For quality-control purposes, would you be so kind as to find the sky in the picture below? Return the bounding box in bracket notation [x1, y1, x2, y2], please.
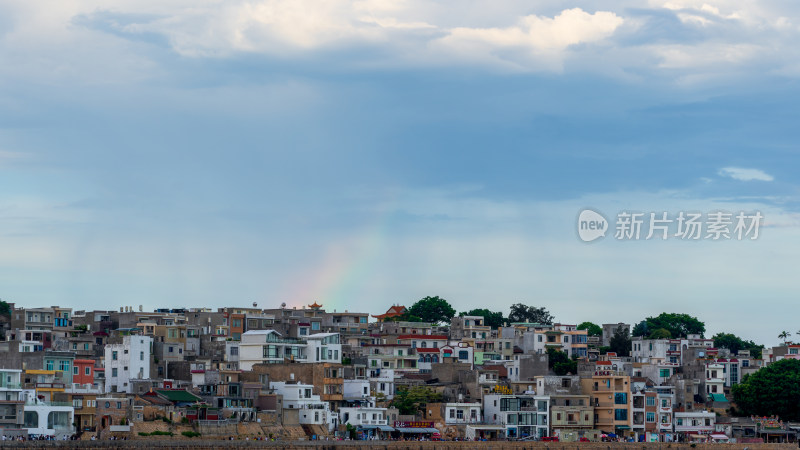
[1, 0, 800, 348]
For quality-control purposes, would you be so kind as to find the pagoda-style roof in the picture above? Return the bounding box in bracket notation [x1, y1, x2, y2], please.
[309, 301, 323, 309]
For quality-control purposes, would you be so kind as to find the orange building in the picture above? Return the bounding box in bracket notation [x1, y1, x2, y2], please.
[73, 359, 96, 386]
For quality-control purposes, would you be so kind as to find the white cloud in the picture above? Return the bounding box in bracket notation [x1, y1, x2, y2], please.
[718, 167, 775, 182]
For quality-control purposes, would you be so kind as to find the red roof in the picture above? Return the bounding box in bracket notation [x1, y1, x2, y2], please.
[596, 361, 612, 365]
[416, 348, 440, 353]
[372, 305, 407, 319]
[398, 335, 448, 340]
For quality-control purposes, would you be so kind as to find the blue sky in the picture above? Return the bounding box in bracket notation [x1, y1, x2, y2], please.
[2, 0, 800, 347]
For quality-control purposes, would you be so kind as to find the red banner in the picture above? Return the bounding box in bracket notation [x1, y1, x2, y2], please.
[394, 421, 434, 428]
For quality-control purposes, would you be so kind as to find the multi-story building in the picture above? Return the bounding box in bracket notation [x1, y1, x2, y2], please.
[270, 381, 339, 432]
[237, 330, 306, 370]
[0, 369, 24, 433]
[581, 366, 632, 437]
[632, 335, 714, 365]
[483, 394, 550, 439]
[104, 335, 153, 393]
[674, 411, 715, 438]
[322, 310, 369, 336]
[549, 394, 594, 440]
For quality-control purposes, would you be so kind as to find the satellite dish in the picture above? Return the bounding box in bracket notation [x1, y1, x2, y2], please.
[253, 302, 258, 308]
[281, 302, 287, 308]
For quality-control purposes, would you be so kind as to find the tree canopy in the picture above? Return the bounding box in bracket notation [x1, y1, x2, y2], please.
[608, 325, 632, 356]
[632, 313, 705, 339]
[577, 322, 602, 337]
[732, 359, 800, 421]
[547, 348, 577, 376]
[0, 300, 9, 316]
[459, 309, 505, 329]
[508, 303, 554, 325]
[390, 385, 443, 415]
[406, 296, 456, 325]
[712, 332, 763, 359]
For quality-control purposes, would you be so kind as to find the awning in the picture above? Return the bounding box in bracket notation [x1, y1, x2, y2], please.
[709, 393, 728, 402]
[711, 434, 730, 440]
[377, 425, 395, 432]
[395, 427, 438, 433]
[359, 425, 378, 430]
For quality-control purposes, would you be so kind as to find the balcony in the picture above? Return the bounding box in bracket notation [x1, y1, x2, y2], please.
[35, 383, 66, 390]
[0, 383, 22, 390]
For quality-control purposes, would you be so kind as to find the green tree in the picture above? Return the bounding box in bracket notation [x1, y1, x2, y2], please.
[507, 303, 554, 325]
[406, 296, 456, 325]
[390, 385, 443, 415]
[0, 300, 10, 316]
[648, 328, 672, 339]
[608, 326, 632, 356]
[779, 331, 791, 345]
[459, 309, 505, 329]
[547, 348, 577, 375]
[577, 322, 602, 337]
[712, 332, 763, 359]
[732, 359, 800, 421]
[631, 313, 705, 338]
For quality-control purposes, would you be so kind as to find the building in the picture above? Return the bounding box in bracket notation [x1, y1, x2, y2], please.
[104, 335, 153, 393]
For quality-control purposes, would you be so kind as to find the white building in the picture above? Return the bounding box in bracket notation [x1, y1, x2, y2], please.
[305, 333, 342, 364]
[483, 394, 549, 439]
[444, 402, 482, 425]
[21, 391, 74, 439]
[104, 335, 152, 393]
[369, 368, 395, 400]
[674, 411, 715, 437]
[343, 379, 371, 401]
[632, 335, 714, 365]
[237, 330, 306, 370]
[270, 381, 338, 432]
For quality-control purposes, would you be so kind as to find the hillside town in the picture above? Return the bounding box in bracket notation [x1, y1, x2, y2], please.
[0, 298, 798, 443]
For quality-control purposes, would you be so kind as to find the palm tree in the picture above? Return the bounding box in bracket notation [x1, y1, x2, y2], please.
[779, 331, 790, 345]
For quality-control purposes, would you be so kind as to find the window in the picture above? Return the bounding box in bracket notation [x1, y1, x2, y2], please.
[457, 409, 464, 419]
[660, 369, 670, 378]
[46, 360, 54, 371]
[614, 393, 627, 404]
[646, 397, 656, 406]
[311, 322, 320, 331]
[112, 351, 118, 361]
[450, 409, 455, 418]
[646, 412, 655, 423]
[614, 409, 628, 421]
[112, 368, 118, 377]
[24, 411, 38, 428]
[73, 366, 79, 375]
[140, 351, 144, 361]
[85, 367, 91, 376]
[230, 347, 239, 356]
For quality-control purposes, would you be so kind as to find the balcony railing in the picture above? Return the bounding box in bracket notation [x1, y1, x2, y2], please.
[35, 383, 66, 390]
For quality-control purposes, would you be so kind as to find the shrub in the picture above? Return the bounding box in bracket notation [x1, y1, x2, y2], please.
[181, 431, 201, 438]
[150, 430, 174, 436]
